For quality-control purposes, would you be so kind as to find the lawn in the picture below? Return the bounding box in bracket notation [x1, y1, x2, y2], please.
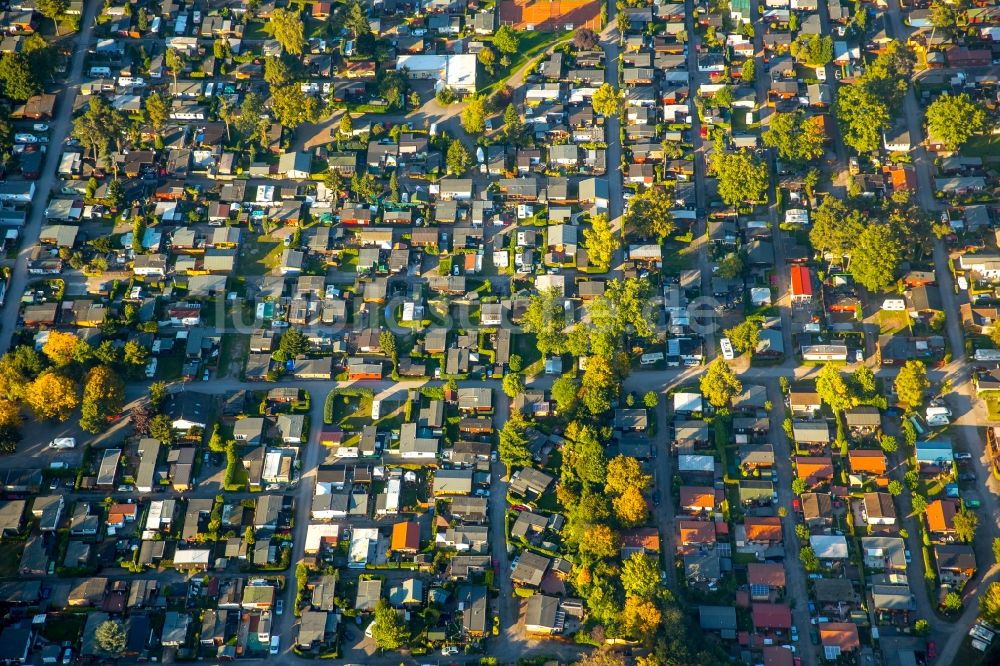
[513, 332, 543, 374]
[986, 396, 1000, 422]
[878, 311, 911, 335]
[330, 393, 374, 431]
[661, 239, 697, 272]
[238, 237, 283, 276]
[479, 31, 571, 97]
[964, 134, 1000, 158]
[42, 614, 86, 643]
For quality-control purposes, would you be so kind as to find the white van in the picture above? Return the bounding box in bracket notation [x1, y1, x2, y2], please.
[89, 66, 111, 78]
[49, 438, 76, 449]
[269, 636, 280, 655]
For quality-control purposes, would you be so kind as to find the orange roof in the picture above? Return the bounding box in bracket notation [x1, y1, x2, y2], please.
[752, 603, 792, 630]
[795, 456, 834, 485]
[790, 265, 812, 297]
[887, 165, 917, 191]
[745, 517, 783, 543]
[620, 527, 661, 552]
[848, 449, 887, 475]
[678, 520, 716, 545]
[747, 563, 786, 588]
[819, 622, 860, 652]
[679, 486, 718, 510]
[390, 521, 420, 552]
[498, 0, 602, 30]
[927, 499, 958, 533]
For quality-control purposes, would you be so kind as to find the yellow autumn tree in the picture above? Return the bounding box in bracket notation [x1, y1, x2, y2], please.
[605, 455, 652, 495]
[579, 524, 620, 560]
[42, 331, 79, 368]
[613, 486, 649, 527]
[0, 399, 22, 429]
[623, 596, 662, 637]
[24, 371, 79, 421]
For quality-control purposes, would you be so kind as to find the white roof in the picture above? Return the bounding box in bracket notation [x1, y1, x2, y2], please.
[809, 534, 849, 559]
[304, 524, 340, 553]
[678, 454, 715, 473]
[396, 54, 477, 90]
[673, 392, 703, 413]
[174, 549, 212, 564]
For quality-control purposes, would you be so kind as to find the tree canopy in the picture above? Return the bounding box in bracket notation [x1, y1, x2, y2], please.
[583, 213, 619, 272]
[624, 186, 674, 240]
[894, 360, 930, 411]
[591, 83, 622, 117]
[850, 223, 902, 291]
[460, 96, 487, 134]
[699, 358, 742, 408]
[714, 149, 769, 205]
[522, 287, 568, 356]
[926, 93, 987, 151]
[269, 8, 306, 55]
[0, 53, 40, 101]
[371, 599, 408, 649]
[762, 111, 826, 164]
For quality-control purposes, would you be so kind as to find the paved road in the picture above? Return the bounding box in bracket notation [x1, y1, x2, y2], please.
[0, 1, 98, 355]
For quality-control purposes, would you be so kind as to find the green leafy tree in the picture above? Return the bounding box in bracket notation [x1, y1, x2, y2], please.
[725, 319, 760, 354]
[446, 139, 472, 175]
[388, 171, 400, 203]
[982, 583, 1000, 627]
[715, 252, 744, 279]
[270, 85, 321, 128]
[268, 8, 306, 55]
[503, 102, 523, 144]
[94, 620, 126, 656]
[460, 96, 487, 134]
[209, 423, 225, 453]
[621, 552, 661, 599]
[926, 93, 988, 151]
[993, 537, 1000, 564]
[37, 0, 67, 20]
[502, 372, 524, 398]
[816, 364, 857, 413]
[165, 48, 185, 94]
[887, 479, 903, 496]
[911, 494, 928, 515]
[850, 223, 902, 291]
[494, 25, 520, 54]
[591, 83, 622, 117]
[276, 327, 309, 360]
[583, 213, 619, 272]
[954, 507, 978, 543]
[498, 410, 532, 470]
[263, 55, 293, 86]
[943, 591, 962, 612]
[351, 172, 380, 201]
[762, 111, 826, 164]
[713, 85, 734, 108]
[149, 413, 173, 444]
[371, 599, 408, 649]
[836, 82, 890, 154]
[522, 287, 568, 356]
[149, 381, 168, 410]
[880, 435, 898, 454]
[145, 92, 170, 134]
[792, 478, 807, 495]
[624, 186, 674, 239]
[699, 358, 742, 408]
[799, 546, 820, 572]
[80, 365, 125, 433]
[339, 113, 353, 137]
[714, 149, 768, 205]
[791, 34, 833, 66]
[477, 46, 497, 74]
[894, 360, 930, 411]
[552, 376, 579, 414]
[929, 0, 960, 37]
[809, 198, 864, 263]
[741, 57, 756, 83]
[0, 53, 40, 101]
[344, 0, 372, 39]
[643, 391, 658, 409]
[562, 421, 606, 486]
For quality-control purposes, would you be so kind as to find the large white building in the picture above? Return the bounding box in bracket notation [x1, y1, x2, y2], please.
[396, 54, 477, 94]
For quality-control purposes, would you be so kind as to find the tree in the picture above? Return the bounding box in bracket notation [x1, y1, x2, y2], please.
[605, 455, 652, 496]
[712, 85, 734, 109]
[236, 91, 266, 141]
[498, 410, 532, 470]
[522, 287, 568, 356]
[276, 327, 309, 360]
[954, 508, 978, 543]
[42, 331, 79, 368]
[576, 652, 626, 666]
[503, 102, 523, 144]
[80, 365, 125, 433]
[25, 371, 78, 421]
[552, 376, 579, 414]
[762, 111, 826, 164]
[574, 28, 600, 49]
[94, 620, 126, 656]
[344, 0, 372, 39]
[624, 186, 674, 239]
[699, 358, 742, 408]
[850, 223, 902, 291]
[613, 485, 649, 526]
[836, 82, 890, 154]
[887, 479, 903, 496]
[351, 172, 380, 201]
[943, 591, 962, 613]
[894, 360, 930, 411]
[580, 356, 620, 416]
[209, 423, 225, 453]
[379, 330, 397, 361]
[623, 596, 661, 637]
[562, 421, 606, 486]
[816, 363, 857, 413]
[271, 85, 321, 128]
[579, 524, 620, 559]
[911, 494, 928, 515]
[714, 149, 769, 205]
[165, 48, 185, 94]
[643, 391, 658, 409]
[460, 96, 487, 134]
[792, 478, 808, 496]
[37, 0, 67, 20]
[269, 8, 305, 55]
[791, 34, 833, 66]
[926, 93, 987, 151]
[371, 598, 408, 649]
[591, 83, 622, 117]
[149, 413, 173, 445]
[809, 197, 865, 263]
[0, 53, 40, 101]
[494, 25, 519, 54]
[263, 55, 293, 86]
[741, 57, 756, 83]
[853, 364, 877, 396]
[725, 319, 760, 354]
[993, 536, 1000, 564]
[929, 0, 959, 37]
[583, 213, 619, 272]
[880, 435, 898, 454]
[446, 139, 472, 175]
[502, 372, 524, 398]
[149, 381, 168, 410]
[981, 582, 1000, 627]
[800, 546, 820, 571]
[621, 552, 661, 599]
[477, 46, 497, 74]
[145, 91, 170, 134]
[338, 113, 353, 137]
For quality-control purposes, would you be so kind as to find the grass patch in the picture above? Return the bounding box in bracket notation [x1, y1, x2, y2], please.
[878, 311, 911, 335]
[963, 134, 1000, 158]
[986, 397, 1000, 422]
[513, 332, 543, 374]
[0, 541, 22, 576]
[480, 31, 571, 97]
[238, 236, 283, 275]
[42, 614, 86, 643]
